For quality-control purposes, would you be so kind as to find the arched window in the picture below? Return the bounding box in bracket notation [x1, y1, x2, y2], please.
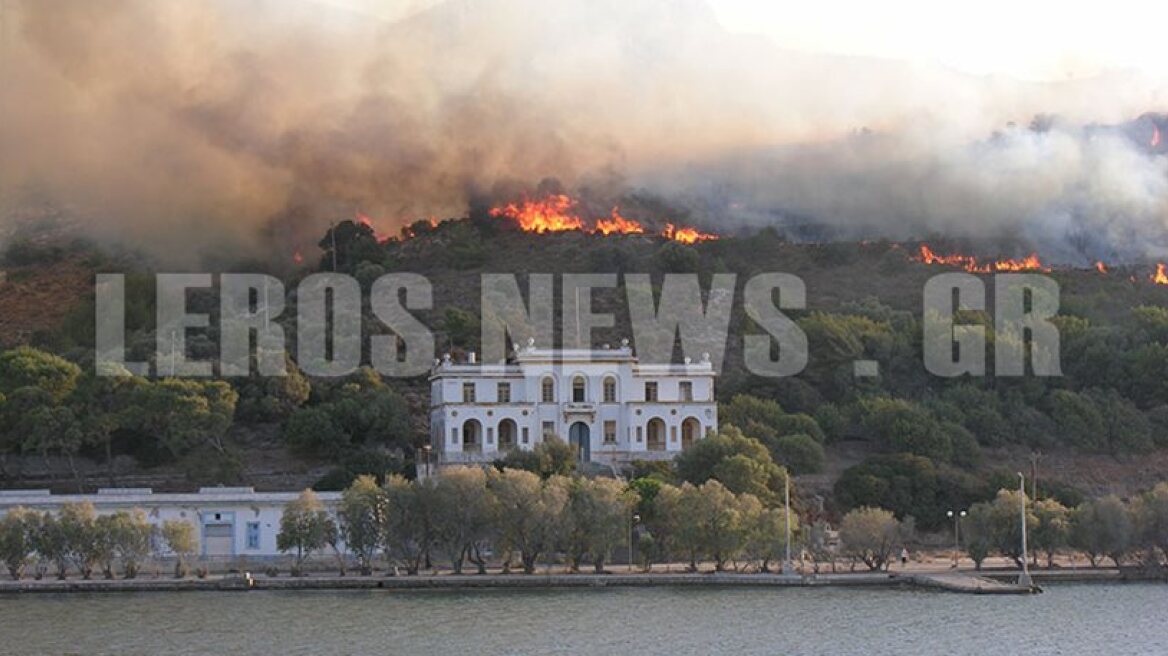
[682, 417, 701, 449]
[602, 376, 617, 403]
[541, 377, 555, 403]
[462, 419, 482, 452]
[646, 418, 666, 451]
[498, 419, 517, 450]
[572, 376, 586, 403]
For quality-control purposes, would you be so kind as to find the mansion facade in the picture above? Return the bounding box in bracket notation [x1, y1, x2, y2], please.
[428, 341, 718, 469]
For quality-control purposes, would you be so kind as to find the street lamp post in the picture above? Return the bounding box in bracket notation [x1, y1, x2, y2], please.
[947, 509, 967, 568]
[782, 474, 795, 576]
[628, 513, 640, 573]
[1018, 472, 1033, 587]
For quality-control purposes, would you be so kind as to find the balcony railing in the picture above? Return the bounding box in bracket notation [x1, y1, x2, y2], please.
[438, 451, 493, 464]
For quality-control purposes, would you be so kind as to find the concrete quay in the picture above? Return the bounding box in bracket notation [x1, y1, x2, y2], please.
[0, 570, 1062, 594]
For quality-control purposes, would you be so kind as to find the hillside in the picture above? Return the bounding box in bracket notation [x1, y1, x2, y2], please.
[2, 216, 1168, 525]
[0, 259, 92, 348]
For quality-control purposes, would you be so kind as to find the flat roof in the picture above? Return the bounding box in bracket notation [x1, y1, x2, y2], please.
[431, 346, 716, 379]
[0, 488, 343, 509]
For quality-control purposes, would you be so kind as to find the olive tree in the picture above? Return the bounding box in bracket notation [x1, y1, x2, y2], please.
[429, 467, 495, 574]
[1070, 495, 1133, 567]
[560, 476, 636, 573]
[671, 483, 706, 571]
[1133, 482, 1168, 562]
[673, 480, 748, 572]
[743, 503, 798, 573]
[0, 507, 39, 580]
[93, 513, 119, 579]
[35, 511, 70, 579]
[277, 489, 337, 575]
[108, 509, 154, 578]
[986, 489, 1038, 568]
[161, 520, 197, 578]
[647, 483, 684, 570]
[839, 506, 907, 571]
[60, 502, 101, 579]
[962, 502, 995, 570]
[489, 468, 568, 574]
[339, 475, 387, 575]
[382, 475, 434, 575]
[1031, 498, 1070, 568]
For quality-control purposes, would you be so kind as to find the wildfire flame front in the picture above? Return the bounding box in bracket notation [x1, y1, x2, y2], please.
[488, 193, 717, 243]
[915, 244, 1050, 273]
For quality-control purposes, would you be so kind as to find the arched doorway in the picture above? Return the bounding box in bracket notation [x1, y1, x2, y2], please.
[569, 422, 591, 462]
[462, 419, 482, 452]
[681, 417, 701, 449]
[647, 418, 666, 451]
[498, 419, 517, 451]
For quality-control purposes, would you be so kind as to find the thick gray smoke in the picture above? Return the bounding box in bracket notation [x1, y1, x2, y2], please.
[648, 115, 1168, 262]
[1, 0, 1165, 263]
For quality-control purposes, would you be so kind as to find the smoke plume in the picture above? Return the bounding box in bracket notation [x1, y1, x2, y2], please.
[1, 0, 1165, 263]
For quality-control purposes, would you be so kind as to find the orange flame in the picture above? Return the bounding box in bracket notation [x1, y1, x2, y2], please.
[915, 244, 1049, 273]
[490, 193, 717, 242]
[594, 207, 646, 235]
[1153, 263, 1168, 285]
[1095, 261, 1108, 274]
[1153, 125, 1162, 148]
[489, 194, 586, 233]
[989, 253, 1049, 272]
[356, 210, 390, 242]
[917, 244, 981, 270]
[663, 222, 719, 244]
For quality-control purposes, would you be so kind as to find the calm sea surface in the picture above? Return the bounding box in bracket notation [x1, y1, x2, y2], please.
[0, 583, 1164, 655]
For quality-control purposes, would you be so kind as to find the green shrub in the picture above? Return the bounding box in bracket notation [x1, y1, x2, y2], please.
[773, 433, 825, 474]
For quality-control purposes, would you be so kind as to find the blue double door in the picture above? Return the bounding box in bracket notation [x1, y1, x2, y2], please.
[569, 422, 591, 462]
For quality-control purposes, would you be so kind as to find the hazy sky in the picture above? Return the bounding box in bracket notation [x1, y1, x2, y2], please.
[323, 0, 1167, 82]
[4, 0, 1164, 263]
[711, 0, 1167, 81]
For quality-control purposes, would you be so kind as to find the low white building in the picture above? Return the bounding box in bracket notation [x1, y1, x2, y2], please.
[0, 487, 342, 559]
[429, 341, 718, 469]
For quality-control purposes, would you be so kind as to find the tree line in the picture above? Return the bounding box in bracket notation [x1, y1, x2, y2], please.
[960, 483, 1168, 570]
[0, 502, 197, 580]
[283, 466, 798, 577]
[5, 476, 1167, 581]
[0, 345, 414, 490]
[834, 482, 1168, 572]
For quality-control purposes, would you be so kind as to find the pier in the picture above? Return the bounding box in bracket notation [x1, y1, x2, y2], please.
[896, 572, 1039, 595]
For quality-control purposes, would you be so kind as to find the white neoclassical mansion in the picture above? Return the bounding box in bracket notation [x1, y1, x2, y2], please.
[428, 340, 718, 469]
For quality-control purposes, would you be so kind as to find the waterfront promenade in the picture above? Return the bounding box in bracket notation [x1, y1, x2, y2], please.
[0, 567, 1134, 595]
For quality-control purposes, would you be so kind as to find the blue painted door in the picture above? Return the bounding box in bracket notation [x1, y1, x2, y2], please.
[569, 422, 590, 462]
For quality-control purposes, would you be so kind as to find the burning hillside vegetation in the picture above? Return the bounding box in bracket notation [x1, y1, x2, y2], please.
[487, 194, 717, 243]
